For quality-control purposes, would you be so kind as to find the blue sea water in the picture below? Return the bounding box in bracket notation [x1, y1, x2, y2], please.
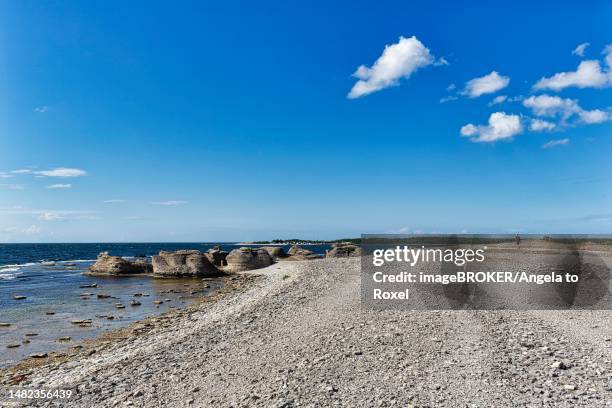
[0, 243, 330, 368]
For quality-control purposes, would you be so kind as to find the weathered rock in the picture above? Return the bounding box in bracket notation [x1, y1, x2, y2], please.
[261, 246, 288, 258]
[286, 245, 319, 260]
[152, 250, 219, 277]
[88, 252, 152, 275]
[205, 247, 229, 267]
[326, 242, 361, 258]
[288, 245, 314, 257]
[224, 247, 273, 272]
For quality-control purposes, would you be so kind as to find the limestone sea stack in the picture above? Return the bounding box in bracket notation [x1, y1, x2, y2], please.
[261, 246, 288, 259]
[326, 242, 361, 258]
[205, 246, 229, 267]
[224, 247, 273, 272]
[152, 250, 219, 277]
[88, 252, 152, 275]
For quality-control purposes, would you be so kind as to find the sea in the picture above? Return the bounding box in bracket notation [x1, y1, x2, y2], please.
[0, 243, 330, 368]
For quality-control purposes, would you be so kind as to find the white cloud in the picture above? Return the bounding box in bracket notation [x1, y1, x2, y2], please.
[534, 46, 612, 91]
[433, 57, 449, 66]
[46, 184, 72, 189]
[523, 95, 579, 118]
[578, 109, 611, 124]
[0, 172, 14, 179]
[34, 106, 48, 113]
[542, 138, 570, 149]
[529, 119, 556, 132]
[38, 212, 66, 221]
[440, 95, 458, 103]
[523, 94, 611, 126]
[446, 83, 456, 91]
[23, 225, 41, 235]
[34, 168, 87, 178]
[604, 45, 612, 69]
[460, 112, 523, 143]
[103, 199, 126, 203]
[462, 71, 510, 98]
[488, 95, 508, 106]
[572, 43, 590, 57]
[347, 36, 435, 99]
[11, 169, 32, 174]
[151, 200, 188, 206]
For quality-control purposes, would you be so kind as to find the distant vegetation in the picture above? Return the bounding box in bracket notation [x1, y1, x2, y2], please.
[251, 238, 361, 245]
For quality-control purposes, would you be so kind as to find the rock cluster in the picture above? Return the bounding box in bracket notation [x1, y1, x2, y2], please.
[88, 252, 152, 275]
[205, 246, 229, 267]
[224, 247, 273, 272]
[286, 245, 320, 260]
[326, 242, 361, 258]
[152, 250, 219, 278]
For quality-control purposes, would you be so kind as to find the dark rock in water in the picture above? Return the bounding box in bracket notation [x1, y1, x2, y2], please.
[224, 247, 273, 272]
[262, 246, 288, 258]
[71, 319, 92, 325]
[45, 311, 55, 315]
[30, 353, 48, 358]
[152, 250, 219, 278]
[96, 294, 112, 299]
[130, 300, 141, 306]
[24, 333, 38, 337]
[205, 248, 229, 267]
[80, 283, 98, 288]
[0, 322, 11, 327]
[326, 242, 361, 258]
[13, 295, 27, 300]
[7, 344, 20, 349]
[58, 336, 71, 341]
[88, 252, 152, 275]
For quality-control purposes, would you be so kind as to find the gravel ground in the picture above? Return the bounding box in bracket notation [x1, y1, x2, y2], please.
[6, 257, 612, 407]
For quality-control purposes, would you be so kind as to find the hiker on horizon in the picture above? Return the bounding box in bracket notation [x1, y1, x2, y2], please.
[515, 234, 521, 247]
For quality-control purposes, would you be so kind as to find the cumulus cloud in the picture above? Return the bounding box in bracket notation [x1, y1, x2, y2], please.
[529, 119, 556, 132]
[460, 112, 523, 143]
[578, 109, 611, 124]
[523, 94, 611, 126]
[572, 43, 590, 57]
[542, 138, 570, 149]
[534, 46, 612, 91]
[34, 168, 87, 178]
[523, 95, 579, 118]
[347, 36, 437, 99]
[46, 184, 72, 189]
[151, 200, 188, 206]
[462, 71, 510, 98]
[488, 95, 508, 106]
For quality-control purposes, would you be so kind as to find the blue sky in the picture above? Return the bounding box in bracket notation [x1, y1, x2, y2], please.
[1, 0, 611, 242]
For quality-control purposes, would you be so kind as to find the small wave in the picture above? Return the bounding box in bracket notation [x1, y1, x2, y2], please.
[0, 262, 37, 269]
[0, 270, 22, 280]
[0, 267, 20, 273]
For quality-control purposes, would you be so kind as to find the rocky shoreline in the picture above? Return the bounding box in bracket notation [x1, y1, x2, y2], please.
[1, 254, 611, 406]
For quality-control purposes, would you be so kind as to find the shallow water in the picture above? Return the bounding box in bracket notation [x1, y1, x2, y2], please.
[0, 243, 330, 368]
